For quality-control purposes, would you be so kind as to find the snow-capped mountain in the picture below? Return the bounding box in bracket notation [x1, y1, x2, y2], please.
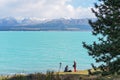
[0, 17, 93, 31]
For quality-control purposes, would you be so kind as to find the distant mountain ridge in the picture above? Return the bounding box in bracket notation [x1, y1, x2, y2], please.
[0, 17, 93, 31]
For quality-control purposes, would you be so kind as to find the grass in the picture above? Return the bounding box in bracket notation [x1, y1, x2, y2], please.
[58, 70, 89, 75]
[0, 69, 120, 80]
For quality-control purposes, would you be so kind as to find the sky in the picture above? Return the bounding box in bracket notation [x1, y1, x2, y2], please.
[0, 0, 98, 19]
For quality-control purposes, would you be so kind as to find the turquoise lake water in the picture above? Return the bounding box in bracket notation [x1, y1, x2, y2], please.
[0, 31, 98, 75]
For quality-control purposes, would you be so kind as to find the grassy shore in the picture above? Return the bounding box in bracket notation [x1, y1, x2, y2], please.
[0, 69, 120, 80]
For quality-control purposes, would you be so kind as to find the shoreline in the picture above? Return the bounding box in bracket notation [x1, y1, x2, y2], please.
[0, 69, 120, 80]
[0, 69, 91, 76]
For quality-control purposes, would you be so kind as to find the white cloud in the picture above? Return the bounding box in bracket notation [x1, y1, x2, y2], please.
[0, 0, 95, 19]
[75, 7, 95, 19]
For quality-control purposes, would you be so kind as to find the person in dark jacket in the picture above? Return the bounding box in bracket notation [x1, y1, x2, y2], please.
[64, 65, 71, 72]
[64, 65, 68, 72]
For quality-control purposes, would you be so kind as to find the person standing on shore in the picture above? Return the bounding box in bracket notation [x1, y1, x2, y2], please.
[58, 62, 62, 72]
[73, 61, 76, 72]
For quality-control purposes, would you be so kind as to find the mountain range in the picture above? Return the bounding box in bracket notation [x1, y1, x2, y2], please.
[0, 17, 93, 31]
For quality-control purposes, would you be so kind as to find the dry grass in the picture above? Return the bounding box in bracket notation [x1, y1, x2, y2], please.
[57, 68, 101, 75]
[58, 70, 88, 75]
[0, 69, 120, 80]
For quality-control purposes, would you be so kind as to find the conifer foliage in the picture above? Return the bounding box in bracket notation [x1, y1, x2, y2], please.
[83, 0, 120, 74]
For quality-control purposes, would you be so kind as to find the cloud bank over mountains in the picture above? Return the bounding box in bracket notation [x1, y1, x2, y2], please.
[0, 0, 95, 19]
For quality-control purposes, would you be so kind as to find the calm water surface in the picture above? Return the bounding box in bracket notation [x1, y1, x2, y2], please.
[0, 31, 98, 75]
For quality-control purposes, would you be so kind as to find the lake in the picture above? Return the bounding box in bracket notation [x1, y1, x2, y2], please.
[0, 31, 98, 75]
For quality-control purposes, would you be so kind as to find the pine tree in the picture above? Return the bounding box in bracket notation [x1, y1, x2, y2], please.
[83, 0, 120, 74]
